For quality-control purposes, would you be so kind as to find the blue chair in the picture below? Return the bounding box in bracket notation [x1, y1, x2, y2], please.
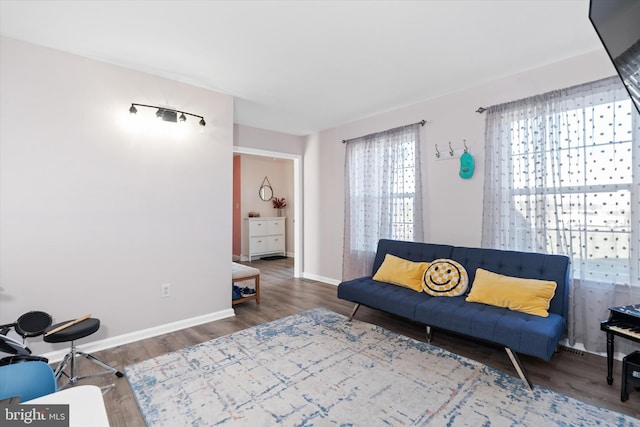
[0, 361, 57, 402]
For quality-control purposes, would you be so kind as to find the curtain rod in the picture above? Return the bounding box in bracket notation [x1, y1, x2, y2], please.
[342, 119, 426, 143]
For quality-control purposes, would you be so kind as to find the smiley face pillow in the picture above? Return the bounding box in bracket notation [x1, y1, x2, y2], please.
[422, 258, 469, 297]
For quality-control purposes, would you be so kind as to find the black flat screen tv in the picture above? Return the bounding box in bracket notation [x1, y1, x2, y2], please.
[589, 0, 640, 114]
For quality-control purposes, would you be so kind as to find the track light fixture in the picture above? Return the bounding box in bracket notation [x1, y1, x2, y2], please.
[128, 103, 206, 127]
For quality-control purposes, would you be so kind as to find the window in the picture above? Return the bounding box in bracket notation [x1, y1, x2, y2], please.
[483, 76, 639, 287]
[511, 101, 636, 284]
[342, 123, 424, 280]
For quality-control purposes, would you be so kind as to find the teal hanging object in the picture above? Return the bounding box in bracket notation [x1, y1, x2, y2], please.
[459, 151, 474, 179]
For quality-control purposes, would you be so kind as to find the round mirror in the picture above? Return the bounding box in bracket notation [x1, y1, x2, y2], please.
[259, 184, 273, 201]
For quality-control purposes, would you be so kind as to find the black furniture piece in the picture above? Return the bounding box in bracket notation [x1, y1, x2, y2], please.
[0, 310, 51, 365]
[0, 334, 49, 366]
[2, 311, 52, 341]
[622, 351, 640, 402]
[601, 304, 640, 385]
[43, 317, 123, 389]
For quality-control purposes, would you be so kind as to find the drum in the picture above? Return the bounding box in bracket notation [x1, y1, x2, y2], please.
[0, 355, 49, 366]
[0, 333, 29, 356]
[14, 311, 52, 338]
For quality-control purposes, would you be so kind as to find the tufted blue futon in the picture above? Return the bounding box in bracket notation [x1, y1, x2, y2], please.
[337, 239, 571, 388]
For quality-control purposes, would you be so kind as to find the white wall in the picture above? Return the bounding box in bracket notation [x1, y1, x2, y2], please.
[234, 123, 306, 155]
[303, 49, 617, 284]
[0, 37, 234, 355]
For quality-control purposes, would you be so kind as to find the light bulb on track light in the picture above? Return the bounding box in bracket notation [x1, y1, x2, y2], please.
[128, 103, 206, 129]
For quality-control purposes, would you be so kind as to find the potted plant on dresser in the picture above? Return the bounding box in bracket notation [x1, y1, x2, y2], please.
[273, 197, 286, 217]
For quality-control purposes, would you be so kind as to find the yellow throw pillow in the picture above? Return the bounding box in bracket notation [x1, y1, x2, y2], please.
[372, 254, 429, 292]
[465, 268, 557, 317]
[422, 258, 469, 297]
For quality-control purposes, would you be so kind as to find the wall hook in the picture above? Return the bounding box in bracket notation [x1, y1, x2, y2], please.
[463, 139, 468, 153]
[435, 144, 441, 158]
[448, 142, 454, 156]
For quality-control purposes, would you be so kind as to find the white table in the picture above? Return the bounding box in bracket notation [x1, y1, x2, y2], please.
[27, 385, 110, 427]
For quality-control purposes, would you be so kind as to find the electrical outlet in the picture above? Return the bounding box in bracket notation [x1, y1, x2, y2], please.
[161, 283, 171, 297]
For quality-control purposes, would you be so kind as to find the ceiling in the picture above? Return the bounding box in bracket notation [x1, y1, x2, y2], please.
[0, 0, 603, 136]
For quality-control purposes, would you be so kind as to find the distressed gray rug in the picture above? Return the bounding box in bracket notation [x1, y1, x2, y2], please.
[125, 307, 638, 426]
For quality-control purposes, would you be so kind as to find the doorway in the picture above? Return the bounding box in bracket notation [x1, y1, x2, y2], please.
[232, 146, 302, 278]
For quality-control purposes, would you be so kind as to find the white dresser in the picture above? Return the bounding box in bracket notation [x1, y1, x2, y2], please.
[244, 217, 286, 261]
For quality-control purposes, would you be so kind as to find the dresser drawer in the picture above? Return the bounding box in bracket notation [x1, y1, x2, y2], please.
[249, 220, 268, 237]
[250, 236, 269, 253]
[268, 219, 285, 235]
[268, 235, 285, 252]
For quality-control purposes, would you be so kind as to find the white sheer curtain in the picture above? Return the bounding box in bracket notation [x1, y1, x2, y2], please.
[482, 76, 640, 354]
[343, 123, 424, 281]
[614, 40, 640, 113]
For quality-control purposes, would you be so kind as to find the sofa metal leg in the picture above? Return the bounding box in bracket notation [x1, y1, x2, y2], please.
[505, 347, 533, 390]
[426, 326, 432, 343]
[348, 304, 360, 321]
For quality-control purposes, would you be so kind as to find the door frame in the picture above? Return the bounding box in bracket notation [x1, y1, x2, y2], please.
[233, 146, 302, 278]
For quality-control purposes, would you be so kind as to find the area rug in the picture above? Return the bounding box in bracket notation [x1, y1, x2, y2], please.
[125, 308, 639, 426]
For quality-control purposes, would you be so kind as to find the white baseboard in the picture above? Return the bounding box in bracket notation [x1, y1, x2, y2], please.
[302, 272, 340, 286]
[41, 308, 236, 363]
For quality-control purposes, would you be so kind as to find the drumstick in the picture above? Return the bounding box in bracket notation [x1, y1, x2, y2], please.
[44, 314, 91, 337]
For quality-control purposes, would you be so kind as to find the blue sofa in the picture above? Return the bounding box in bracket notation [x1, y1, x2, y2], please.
[337, 239, 571, 388]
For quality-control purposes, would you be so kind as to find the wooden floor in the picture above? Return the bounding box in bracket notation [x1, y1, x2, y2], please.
[70, 257, 639, 425]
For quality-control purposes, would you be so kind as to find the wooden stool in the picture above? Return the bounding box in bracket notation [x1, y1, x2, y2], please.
[232, 262, 260, 305]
